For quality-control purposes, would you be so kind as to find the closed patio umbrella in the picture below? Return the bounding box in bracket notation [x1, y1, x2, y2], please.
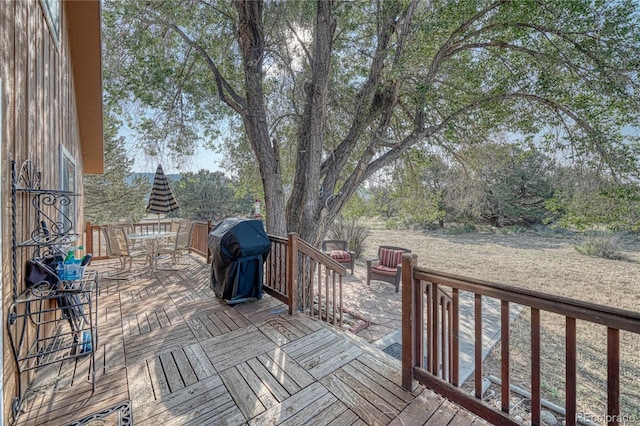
[146, 164, 179, 229]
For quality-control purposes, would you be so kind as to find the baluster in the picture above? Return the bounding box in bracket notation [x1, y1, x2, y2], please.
[531, 308, 541, 424]
[607, 327, 620, 426]
[441, 294, 447, 380]
[474, 294, 483, 399]
[566, 317, 576, 425]
[501, 300, 510, 414]
[452, 288, 460, 387]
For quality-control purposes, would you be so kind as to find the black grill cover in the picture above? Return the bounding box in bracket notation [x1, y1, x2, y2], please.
[208, 218, 271, 302]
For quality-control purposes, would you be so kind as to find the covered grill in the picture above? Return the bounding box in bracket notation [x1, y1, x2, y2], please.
[208, 218, 271, 303]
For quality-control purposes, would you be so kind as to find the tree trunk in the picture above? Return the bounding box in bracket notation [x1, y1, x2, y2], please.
[235, 0, 287, 237]
[286, 1, 336, 244]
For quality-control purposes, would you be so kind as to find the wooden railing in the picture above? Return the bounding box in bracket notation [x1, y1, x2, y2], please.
[190, 220, 213, 260]
[401, 254, 640, 425]
[263, 235, 290, 306]
[262, 233, 347, 326]
[85, 221, 175, 260]
[85, 222, 346, 327]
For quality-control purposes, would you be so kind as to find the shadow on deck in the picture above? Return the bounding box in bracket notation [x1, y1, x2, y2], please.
[15, 254, 486, 426]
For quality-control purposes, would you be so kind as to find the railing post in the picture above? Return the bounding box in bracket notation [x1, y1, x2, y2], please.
[85, 222, 92, 255]
[402, 253, 416, 390]
[287, 232, 298, 316]
[206, 220, 212, 263]
[607, 327, 620, 426]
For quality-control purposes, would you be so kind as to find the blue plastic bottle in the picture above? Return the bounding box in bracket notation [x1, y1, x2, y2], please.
[82, 331, 92, 353]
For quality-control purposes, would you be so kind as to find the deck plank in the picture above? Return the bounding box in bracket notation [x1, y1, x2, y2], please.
[332, 367, 406, 418]
[305, 343, 363, 379]
[356, 351, 405, 386]
[105, 339, 125, 373]
[173, 348, 199, 387]
[200, 314, 224, 337]
[236, 361, 280, 408]
[321, 372, 391, 426]
[122, 314, 140, 337]
[178, 300, 228, 320]
[27, 375, 127, 423]
[139, 311, 152, 334]
[208, 310, 232, 333]
[224, 306, 252, 328]
[388, 390, 446, 426]
[125, 322, 195, 364]
[248, 381, 328, 426]
[200, 328, 276, 371]
[191, 401, 247, 426]
[424, 398, 457, 425]
[134, 374, 229, 424]
[147, 310, 162, 331]
[349, 359, 415, 403]
[337, 364, 408, 413]
[259, 319, 293, 346]
[147, 356, 171, 398]
[128, 361, 156, 409]
[22, 369, 128, 426]
[187, 317, 214, 340]
[159, 400, 245, 426]
[164, 303, 184, 324]
[183, 343, 216, 381]
[245, 357, 291, 402]
[326, 408, 367, 426]
[448, 404, 482, 426]
[278, 391, 338, 426]
[341, 362, 412, 410]
[260, 348, 315, 388]
[220, 365, 267, 419]
[159, 351, 186, 392]
[282, 328, 336, 360]
[156, 307, 171, 327]
[14, 254, 483, 426]
[305, 400, 349, 426]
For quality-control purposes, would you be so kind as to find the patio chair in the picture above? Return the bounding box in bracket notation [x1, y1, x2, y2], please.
[157, 221, 194, 264]
[322, 239, 355, 275]
[103, 224, 149, 270]
[169, 219, 184, 233]
[366, 245, 411, 292]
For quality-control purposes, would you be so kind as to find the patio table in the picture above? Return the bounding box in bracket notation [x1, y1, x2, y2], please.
[127, 231, 177, 272]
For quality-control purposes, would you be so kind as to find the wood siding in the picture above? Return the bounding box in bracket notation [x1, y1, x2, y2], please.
[1, 1, 89, 422]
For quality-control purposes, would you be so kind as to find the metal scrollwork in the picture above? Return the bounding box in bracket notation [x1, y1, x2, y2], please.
[16, 159, 41, 190]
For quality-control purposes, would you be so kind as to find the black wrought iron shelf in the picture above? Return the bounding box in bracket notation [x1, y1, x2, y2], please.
[8, 159, 97, 419]
[9, 269, 98, 373]
[16, 233, 80, 249]
[15, 187, 81, 196]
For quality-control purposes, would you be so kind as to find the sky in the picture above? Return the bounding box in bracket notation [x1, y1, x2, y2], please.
[121, 119, 224, 175]
[131, 148, 223, 175]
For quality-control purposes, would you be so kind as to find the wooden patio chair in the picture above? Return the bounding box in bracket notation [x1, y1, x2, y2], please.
[366, 245, 411, 292]
[322, 239, 355, 275]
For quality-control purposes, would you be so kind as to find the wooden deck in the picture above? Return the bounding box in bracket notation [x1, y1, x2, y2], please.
[15, 254, 486, 426]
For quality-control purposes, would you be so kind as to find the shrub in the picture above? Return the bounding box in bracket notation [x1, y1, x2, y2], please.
[329, 216, 369, 259]
[574, 233, 626, 260]
[499, 225, 528, 234]
[444, 223, 476, 235]
[384, 218, 399, 230]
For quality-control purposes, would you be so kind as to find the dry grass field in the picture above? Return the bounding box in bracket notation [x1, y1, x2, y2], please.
[360, 227, 640, 423]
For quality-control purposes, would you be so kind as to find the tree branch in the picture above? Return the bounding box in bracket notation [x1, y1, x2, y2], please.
[153, 20, 248, 115]
[447, 41, 542, 58]
[346, 91, 608, 194]
[320, 0, 418, 182]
